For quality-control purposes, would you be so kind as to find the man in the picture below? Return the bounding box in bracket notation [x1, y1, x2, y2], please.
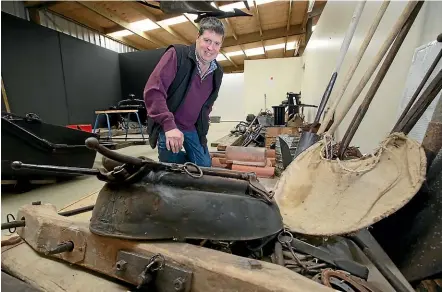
[143, 17, 224, 167]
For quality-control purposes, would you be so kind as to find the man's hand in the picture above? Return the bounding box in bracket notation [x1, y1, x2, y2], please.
[165, 128, 184, 153]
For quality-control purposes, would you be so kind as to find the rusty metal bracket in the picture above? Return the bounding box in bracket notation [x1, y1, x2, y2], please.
[115, 250, 193, 292]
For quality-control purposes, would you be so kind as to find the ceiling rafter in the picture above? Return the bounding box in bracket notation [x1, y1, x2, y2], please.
[76, 1, 166, 48]
[222, 25, 304, 47]
[127, 2, 191, 45]
[284, 0, 293, 55]
[252, 1, 267, 59]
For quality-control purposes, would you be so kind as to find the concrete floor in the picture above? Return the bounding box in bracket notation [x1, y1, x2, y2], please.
[1, 122, 238, 235]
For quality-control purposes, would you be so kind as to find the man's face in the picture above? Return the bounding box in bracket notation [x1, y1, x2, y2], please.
[196, 30, 223, 64]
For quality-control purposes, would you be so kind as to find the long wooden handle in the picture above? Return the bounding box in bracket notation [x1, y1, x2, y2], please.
[313, 1, 366, 126]
[318, 1, 390, 135]
[337, 1, 424, 158]
[326, 0, 418, 136]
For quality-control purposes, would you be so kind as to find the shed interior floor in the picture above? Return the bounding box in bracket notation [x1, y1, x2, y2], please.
[1, 122, 243, 236]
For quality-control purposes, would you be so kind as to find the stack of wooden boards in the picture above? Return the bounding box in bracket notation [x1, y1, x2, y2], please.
[210, 146, 276, 178]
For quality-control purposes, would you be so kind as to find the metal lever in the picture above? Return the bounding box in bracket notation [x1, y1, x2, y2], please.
[11, 161, 99, 175]
[85, 137, 145, 166]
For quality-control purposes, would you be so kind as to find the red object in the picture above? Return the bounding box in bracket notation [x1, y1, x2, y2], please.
[66, 124, 92, 133]
[231, 164, 275, 178]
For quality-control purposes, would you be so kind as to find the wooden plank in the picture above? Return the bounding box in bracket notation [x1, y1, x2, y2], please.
[1, 271, 42, 292]
[1, 239, 128, 291]
[76, 1, 166, 48]
[211, 133, 244, 150]
[1, 76, 11, 113]
[222, 25, 304, 48]
[13, 204, 333, 292]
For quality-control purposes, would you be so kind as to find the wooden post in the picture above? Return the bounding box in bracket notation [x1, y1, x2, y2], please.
[1, 76, 11, 113]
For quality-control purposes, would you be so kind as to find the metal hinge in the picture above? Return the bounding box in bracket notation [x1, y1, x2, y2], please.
[114, 250, 193, 292]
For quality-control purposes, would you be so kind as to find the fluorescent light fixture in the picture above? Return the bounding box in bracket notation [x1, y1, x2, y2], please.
[286, 41, 297, 50]
[184, 13, 198, 21]
[108, 30, 133, 37]
[219, 2, 246, 11]
[216, 54, 227, 61]
[158, 15, 188, 26]
[245, 47, 265, 56]
[265, 43, 285, 51]
[130, 18, 159, 32]
[226, 51, 244, 57]
[249, 0, 277, 6]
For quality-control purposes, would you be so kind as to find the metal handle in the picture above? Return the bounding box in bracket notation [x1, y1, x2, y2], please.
[11, 161, 99, 175]
[85, 137, 144, 166]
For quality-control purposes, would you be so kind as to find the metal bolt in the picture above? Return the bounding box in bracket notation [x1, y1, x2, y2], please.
[173, 277, 185, 291]
[116, 260, 127, 271]
[248, 259, 262, 270]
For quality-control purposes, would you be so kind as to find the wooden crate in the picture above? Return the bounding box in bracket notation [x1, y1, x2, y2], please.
[265, 127, 300, 148]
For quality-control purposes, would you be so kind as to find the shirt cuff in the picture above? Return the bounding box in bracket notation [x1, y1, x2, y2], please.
[162, 119, 177, 132]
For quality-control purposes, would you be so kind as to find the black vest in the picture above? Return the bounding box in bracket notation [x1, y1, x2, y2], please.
[147, 44, 224, 149]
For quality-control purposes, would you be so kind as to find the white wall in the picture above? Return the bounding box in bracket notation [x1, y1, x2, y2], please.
[211, 73, 245, 121]
[300, 1, 442, 153]
[244, 57, 304, 116]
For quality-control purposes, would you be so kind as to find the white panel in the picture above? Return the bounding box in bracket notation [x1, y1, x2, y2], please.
[244, 57, 304, 116]
[397, 41, 442, 142]
[210, 73, 245, 121]
[300, 1, 441, 153]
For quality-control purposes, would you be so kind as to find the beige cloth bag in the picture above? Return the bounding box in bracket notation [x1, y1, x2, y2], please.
[273, 132, 427, 236]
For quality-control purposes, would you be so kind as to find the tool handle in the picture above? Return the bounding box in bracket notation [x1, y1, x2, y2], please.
[11, 161, 99, 175]
[334, 259, 369, 280]
[319, 0, 390, 135]
[85, 137, 144, 166]
[327, 1, 418, 135]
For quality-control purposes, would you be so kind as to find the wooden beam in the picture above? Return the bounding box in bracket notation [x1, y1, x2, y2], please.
[220, 50, 238, 68]
[76, 1, 166, 48]
[253, 1, 263, 36]
[128, 2, 191, 45]
[1, 76, 11, 113]
[45, 8, 145, 50]
[223, 64, 245, 73]
[185, 13, 200, 31]
[28, 8, 41, 24]
[284, 0, 293, 54]
[222, 25, 304, 47]
[15, 204, 331, 292]
[24, 1, 59, 9]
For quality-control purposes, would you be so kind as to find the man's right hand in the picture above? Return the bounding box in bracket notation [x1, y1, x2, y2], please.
[165, 128, 184, 153]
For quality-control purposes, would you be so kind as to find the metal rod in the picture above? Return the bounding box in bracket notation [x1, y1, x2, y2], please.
[392, 48, 442, 133]
[1, 220, 25, 230]
[338, 1, 424, 158]
[58, 205, 95, 217]
[328, 0, 419, 135]
[395, 70, 442, 134]
[11, 161, 100, 175]
[46, 241, 74, 255]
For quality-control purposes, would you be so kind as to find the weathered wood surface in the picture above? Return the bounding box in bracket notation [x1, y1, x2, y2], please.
[12, 203, 333, 292]
[211, 133, 244, 150]
[1, 236, 128, 292]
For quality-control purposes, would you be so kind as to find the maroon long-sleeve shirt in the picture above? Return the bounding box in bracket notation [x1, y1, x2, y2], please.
[143, 47, 215, 132]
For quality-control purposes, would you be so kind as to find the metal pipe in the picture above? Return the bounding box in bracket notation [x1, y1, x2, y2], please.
[392, 48, 442, 133]
[46, 241, 74, 255]
[58, 205, 95, 217]
[11, 161, 99, 175]
[1, 220, 25, 230]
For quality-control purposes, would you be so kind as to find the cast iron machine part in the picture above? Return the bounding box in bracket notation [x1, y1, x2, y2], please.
[9, 137, 284, 242]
